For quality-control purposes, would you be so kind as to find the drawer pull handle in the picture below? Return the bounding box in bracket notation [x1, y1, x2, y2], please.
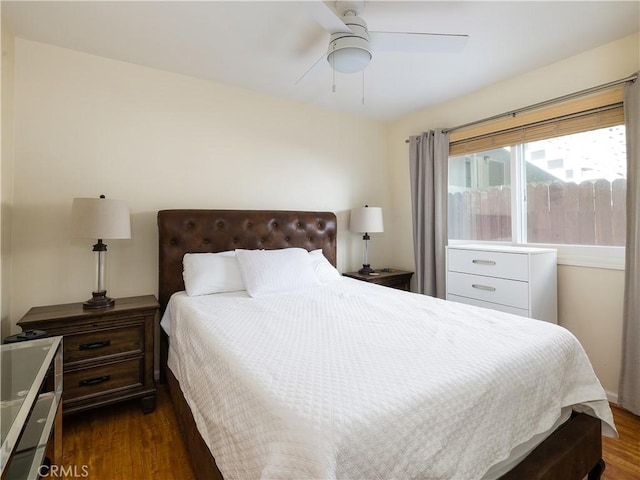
[472, 259, 496, 266]
[79, 340, 111, 350]
[472, 284, 496, 292]
[79, 375, 110, 387]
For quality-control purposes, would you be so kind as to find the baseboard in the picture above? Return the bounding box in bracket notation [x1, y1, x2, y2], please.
[606, 390, 618, 405]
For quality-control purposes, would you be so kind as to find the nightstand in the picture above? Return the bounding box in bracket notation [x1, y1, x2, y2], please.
[18, 295, 158, 415]
[343, 269, 414, 291]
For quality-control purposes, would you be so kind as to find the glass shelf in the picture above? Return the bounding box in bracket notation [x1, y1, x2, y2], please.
[1, 336, 63, 479]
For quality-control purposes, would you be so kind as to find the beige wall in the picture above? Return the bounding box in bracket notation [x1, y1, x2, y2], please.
[558, 265, 624, 399]
[388, 33, 639, 399]
[5, 31, 637, 399]
[1, 16, 15, 340]
[8, 38, 391, 333]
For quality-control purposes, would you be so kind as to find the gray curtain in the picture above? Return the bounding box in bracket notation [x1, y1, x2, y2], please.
[409, 130, 449, 298]
[619, 74, 640, 415]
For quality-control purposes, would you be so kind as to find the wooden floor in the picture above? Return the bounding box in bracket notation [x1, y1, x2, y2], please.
[62, 386, 195, 480]
[62, 388, 639, 480]
[602, 405, 640, 480]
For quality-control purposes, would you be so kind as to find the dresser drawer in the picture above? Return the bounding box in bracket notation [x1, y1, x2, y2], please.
[447, 248, 529, 281]
[447, 271, 529, 309]
[65, 358, 143, 401]
[64, 324, 144, 365]
[447, 294, 529, 318]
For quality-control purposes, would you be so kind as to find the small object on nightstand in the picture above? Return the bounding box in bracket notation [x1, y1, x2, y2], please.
[17, 295, 158, 415]
[3, 329, 48, 343]
[343, 268, 413, 291]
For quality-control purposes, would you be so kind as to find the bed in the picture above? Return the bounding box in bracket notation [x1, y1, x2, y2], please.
[157, 209, 615, 480]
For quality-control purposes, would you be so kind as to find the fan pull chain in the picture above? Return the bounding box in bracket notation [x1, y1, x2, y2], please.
[361, 70, 365, 105]
[333, 68, 336, 93]
[331, 48, 336, 93]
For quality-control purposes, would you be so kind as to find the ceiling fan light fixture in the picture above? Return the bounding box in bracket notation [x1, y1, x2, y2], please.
[327, 35, 371, 74]
[326, 14, 371, 74]
[327, 45, 371, 74]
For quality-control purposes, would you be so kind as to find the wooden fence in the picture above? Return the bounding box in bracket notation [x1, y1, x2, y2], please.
[448, 178, 626, 246]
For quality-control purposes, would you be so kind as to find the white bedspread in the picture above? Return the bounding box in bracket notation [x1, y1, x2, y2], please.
[166, 277, 615, 480]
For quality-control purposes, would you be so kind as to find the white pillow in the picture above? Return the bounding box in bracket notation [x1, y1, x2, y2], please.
[235, 248, 320, 298]
[309, 249, 341, 284]
[182, 251, 245, 296]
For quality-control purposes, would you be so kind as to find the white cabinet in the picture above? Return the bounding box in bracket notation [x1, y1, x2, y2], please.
[446, 244, 557, 323]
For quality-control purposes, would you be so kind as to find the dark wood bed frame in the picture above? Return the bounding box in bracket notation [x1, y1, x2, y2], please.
[157, 209, 606, 480]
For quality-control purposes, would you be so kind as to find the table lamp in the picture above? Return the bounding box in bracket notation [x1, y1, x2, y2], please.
[350, 205, 384, 275]
[71, 195, 131, 308]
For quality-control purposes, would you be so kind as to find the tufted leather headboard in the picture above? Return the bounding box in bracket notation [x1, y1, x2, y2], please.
[157, 209, 337, 311]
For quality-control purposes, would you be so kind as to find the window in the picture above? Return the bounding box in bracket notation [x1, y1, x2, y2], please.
[524, 127, 626, 246]
[448, 148, 512, 242]
[449, 125, 626, 246]
[447, 90, 626, 268]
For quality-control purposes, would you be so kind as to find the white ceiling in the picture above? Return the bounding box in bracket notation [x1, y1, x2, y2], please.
[2, 1, 639, 121]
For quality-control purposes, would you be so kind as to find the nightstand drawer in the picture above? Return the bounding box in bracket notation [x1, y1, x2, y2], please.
[64, 324, 144, 364]
[447, 271, 529, 309]
[65, 358, 143, 400]
[378, 276, 412, 290]
[447, 248, 529, 281]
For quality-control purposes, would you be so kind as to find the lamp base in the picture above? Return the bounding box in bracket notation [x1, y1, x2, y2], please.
[83, 291, 115, 309]
[358, 264, 375, 275]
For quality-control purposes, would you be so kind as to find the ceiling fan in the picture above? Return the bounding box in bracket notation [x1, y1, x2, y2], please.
[297, 0, 469, 84]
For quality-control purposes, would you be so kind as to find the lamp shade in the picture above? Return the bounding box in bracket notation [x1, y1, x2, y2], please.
[350, 206, 384, 233]
[71, 197, 131, 240]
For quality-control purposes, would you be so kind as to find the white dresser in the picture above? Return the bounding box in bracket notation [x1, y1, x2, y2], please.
[446, 244, 557, 323]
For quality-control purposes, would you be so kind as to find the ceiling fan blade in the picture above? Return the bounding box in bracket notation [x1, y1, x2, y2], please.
[369, 31, 469, 53]
[295, 50, 328, 85]
[302, 0, 353, 34]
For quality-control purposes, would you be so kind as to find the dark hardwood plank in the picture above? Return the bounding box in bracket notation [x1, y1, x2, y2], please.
[62, 385, 195, 480]
[602, 405, 640, 480]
